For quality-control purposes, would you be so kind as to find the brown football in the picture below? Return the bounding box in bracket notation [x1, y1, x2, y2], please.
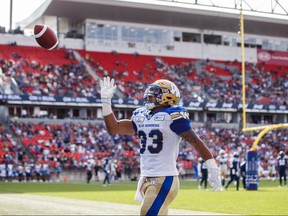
[34, 24, 59, 50]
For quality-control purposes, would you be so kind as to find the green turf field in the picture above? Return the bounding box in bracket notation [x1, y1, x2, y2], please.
[0, 180, 287, 215]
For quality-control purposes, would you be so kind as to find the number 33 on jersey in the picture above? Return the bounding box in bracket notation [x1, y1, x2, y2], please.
[131, 105, 191, 177]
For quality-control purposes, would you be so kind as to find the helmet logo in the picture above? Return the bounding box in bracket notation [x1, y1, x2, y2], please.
[170, 83, 180, 98]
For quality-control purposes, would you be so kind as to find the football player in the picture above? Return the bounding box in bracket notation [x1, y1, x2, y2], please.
[84, 159, 93, 184]
[198, 157, 208, 190]
[277, 151, 287, 187]
[100, 76, 221, 215]
[225, 152, 240, 191]
[102, 158, 112, 186]
[216, 149, 228, 187]
[267, 155, 276, 181]
[240, 158, 246, 189]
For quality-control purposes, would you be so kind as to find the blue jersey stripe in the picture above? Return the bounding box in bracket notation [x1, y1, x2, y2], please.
[132, 121, 138, 133]
[170, 118, 192, 135]
[146, 176, 173, 216]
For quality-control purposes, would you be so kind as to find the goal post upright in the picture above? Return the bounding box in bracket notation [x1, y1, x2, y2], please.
[240, 0, 246, 131]
[239, 0, 259, 190]
[239, 0, 288, 190]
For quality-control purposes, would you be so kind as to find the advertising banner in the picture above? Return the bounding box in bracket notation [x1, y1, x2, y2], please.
[246, 151, 258, 190]
[0, 94, 288, 112]
[257, 49, 288, 66]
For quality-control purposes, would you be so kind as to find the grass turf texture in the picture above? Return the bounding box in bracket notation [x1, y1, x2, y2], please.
[0, 180, 287, 215]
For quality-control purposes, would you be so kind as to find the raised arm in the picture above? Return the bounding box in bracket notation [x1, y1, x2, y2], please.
[100, 76, 135, 135]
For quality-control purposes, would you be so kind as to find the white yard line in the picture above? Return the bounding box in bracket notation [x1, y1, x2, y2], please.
[0, 193, 225, 215]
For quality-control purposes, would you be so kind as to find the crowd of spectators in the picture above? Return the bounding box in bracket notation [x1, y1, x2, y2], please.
[0, 45, 287, 182]
[1, 45, 287, 105]
[0, 120, 286, 182]
[6, 60, 96, 97]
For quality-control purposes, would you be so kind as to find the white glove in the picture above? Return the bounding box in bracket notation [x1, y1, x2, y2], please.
[100, 76, 117, 104]
[100, 76, 117, 116]
[206, 159, 222, 192]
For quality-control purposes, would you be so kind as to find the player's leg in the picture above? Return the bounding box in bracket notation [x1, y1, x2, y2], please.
[279, 170, 283, 186]
[87, 171, 92, 183]
[140, 176, 179, 216]
[283, 171, 287, 186]
[242, 175, 246, 189]
[107, 173, 111, 185]
[272, 169, 276, 181]
[220, 169, 226, 186]
[225, 171, 233, 189]
[103, 173, 108, 185]
[236, 176, 240, 190]
[200, 175, 204, 188]
[203, 170, 208, 190]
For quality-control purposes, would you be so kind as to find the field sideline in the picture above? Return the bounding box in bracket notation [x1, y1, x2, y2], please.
[0, 179, 287, 215]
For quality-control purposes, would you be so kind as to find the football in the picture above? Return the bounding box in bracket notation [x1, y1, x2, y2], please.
[34, 24, 59, 50]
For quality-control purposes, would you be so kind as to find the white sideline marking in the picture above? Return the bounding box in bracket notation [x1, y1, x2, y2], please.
[0, 193, 227, 215]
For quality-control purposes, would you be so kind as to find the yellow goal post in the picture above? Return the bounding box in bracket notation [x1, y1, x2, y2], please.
[239, 0, 288, 151]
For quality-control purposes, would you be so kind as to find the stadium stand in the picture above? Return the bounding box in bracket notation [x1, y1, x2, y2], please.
[1, 118, 287, 182]
[1, 44, 287, 106]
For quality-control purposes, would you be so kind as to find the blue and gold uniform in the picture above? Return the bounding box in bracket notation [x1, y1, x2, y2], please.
[132, 105, 191, 215]
[100, 77, 222, 215]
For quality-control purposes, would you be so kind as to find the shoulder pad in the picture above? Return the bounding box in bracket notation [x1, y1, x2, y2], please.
[165, 105, 187, 113]
[168, 106, 189, 120]
[133, 107, 146, 115]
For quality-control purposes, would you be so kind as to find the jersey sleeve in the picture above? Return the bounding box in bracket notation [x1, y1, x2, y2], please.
[131, 114, 138, 133]
[169, 108, 192, 135]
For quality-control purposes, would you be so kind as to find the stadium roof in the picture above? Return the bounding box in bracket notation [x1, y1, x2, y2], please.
[20, 0, 288, 38]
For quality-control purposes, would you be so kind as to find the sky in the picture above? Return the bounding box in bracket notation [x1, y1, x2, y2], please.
[0, 0, 288, 31]
[0, 0, 46, 31]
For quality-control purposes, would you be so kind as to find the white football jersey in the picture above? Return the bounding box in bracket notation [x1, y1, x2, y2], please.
[132, 105, 191, 177]
[216, 154, 228, 170]
[0, 164, 6, 177]
[268, 158, 276, 168]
